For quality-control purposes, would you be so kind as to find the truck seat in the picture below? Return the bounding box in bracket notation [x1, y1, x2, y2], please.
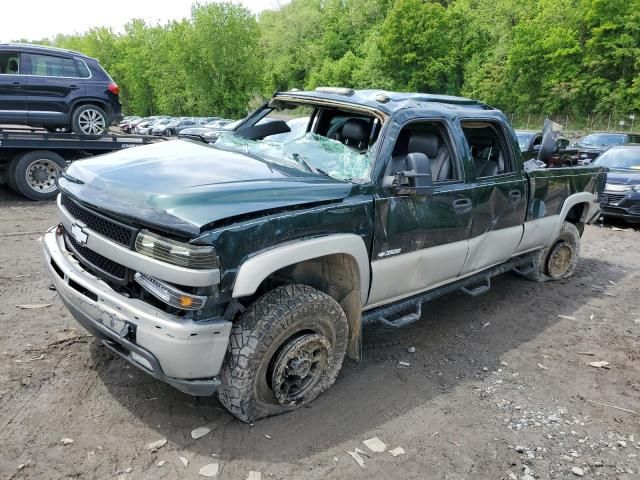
[337, 118, 370, 150]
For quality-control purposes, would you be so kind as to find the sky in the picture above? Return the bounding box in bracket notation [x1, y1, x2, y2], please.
[1, 0, 285, 42]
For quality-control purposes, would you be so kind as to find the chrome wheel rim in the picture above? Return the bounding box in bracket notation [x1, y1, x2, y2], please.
[25, 159, 61, 194]
[547, 242, 573, 278]
[270, 333, 331, 407]
[78, 109, 106, 135]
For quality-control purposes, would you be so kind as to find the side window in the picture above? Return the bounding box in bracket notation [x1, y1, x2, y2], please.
[387, 120, 460, 183]
[74, 59, 91, 78]
[461, 121, 515, 178]
[0, 52, 21, 74]
[27, 54, 81, 78]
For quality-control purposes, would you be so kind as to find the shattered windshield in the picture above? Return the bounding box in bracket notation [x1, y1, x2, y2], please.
[214, 132, 374, 182]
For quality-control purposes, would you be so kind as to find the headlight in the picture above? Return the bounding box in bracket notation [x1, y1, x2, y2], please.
[135, 230, 218, 269]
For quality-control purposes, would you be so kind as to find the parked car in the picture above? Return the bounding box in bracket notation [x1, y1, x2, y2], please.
[118, 116, 141, 133]
[577, 132, 640, 164]
[0, 43, 122, 135]
[159, 118, 200, 136]
[594, 145, 640, 223]
[44, 88, 605, 422]
[135, 117, 168, 136]
[179, 119, 242, 142]
[149, 118, 175, 136]
[516, 130, 578, 166]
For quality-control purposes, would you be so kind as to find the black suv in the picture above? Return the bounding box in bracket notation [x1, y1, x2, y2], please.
[0, 44, 122, 135]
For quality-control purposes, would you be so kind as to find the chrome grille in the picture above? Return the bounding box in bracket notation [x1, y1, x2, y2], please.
[601, 193, 628, 205]
[61, 194, 137, 247]
[64, 229, 128, 283]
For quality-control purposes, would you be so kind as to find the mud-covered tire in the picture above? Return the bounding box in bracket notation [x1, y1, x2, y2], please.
[218, 284, 348, 422]
[522, 221, 580, 282]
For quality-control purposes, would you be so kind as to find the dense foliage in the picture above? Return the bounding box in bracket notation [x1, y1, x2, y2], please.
[36, 0, 640, 119]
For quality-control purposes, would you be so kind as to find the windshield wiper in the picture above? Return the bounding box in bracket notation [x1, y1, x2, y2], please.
[291, 153, 331, 177]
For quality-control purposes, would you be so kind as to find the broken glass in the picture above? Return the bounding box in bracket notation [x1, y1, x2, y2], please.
[213, 132, 373, 182]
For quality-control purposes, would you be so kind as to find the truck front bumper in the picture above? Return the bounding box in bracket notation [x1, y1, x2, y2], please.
[43, 226, 232, 396]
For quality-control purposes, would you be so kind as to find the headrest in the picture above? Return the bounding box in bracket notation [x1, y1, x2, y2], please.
[341, 118, 370, 147]
[7, 59, 18, 72]
[408, 133, 439, 158]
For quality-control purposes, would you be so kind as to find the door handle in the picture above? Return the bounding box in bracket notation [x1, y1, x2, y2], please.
[12, 81, 21, 85]
[452, 198, 472, 214]
[69, 85, 80, 90]
[508, 190, 522, 203]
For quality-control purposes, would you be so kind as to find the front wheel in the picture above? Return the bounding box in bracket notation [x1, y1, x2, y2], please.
[164, 129, 174, 136]
[218, 284, 348, 422]
[521, 221, 580, 282]
[71, 104, 109, 135]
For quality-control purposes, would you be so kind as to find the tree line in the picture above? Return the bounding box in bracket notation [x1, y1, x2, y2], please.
[34, 0, 640, 120]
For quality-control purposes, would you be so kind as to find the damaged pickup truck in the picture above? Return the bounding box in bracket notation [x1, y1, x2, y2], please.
[43, 88, 606, 421]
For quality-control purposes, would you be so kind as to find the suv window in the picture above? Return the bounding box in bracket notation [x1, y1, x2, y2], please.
[461, 120, 515, 177]
[26, 53, 86, 78]
[388, 120, 460, 182]
[0, 52, 21, 74]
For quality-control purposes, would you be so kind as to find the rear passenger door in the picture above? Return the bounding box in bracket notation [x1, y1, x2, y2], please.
[459, 120, 527, 275]
[0, 50, 27, 122]
[368, 119, 474, 307]
[23, 53, 87, 124]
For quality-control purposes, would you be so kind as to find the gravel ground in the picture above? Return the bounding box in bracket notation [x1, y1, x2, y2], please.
[0, 187, 638, 480]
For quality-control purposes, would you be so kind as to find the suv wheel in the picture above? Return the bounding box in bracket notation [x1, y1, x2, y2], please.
[218, 284, 348, 422]
[11, 150, 66, 201]
[165, 129, 174, 136]
[72, 105, 108, 135]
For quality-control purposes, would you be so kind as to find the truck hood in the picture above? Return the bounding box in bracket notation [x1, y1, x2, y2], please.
[59, 140, 352, 237]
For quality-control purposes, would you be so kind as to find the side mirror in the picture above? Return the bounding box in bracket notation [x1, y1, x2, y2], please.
[533, 144, 541, 152]
[394, 152, 434, 197]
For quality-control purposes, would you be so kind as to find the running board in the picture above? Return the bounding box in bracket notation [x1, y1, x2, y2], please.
[363, 251, 538, 329]
[460, 277, 491, 297]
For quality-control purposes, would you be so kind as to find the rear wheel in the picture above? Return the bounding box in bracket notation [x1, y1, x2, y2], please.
[12, 150, 66, 200]
[6, 155, 20, 192]
[218, 284, 348, 422]
[521, 221, 580, 282]
[71, 104, 108, 135]
[165, 129, 174, 136]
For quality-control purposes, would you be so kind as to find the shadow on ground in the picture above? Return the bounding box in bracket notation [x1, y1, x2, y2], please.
[92, 255, 625, 462]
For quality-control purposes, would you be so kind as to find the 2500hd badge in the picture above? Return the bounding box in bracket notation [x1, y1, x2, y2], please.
[43, 88, 605, 421]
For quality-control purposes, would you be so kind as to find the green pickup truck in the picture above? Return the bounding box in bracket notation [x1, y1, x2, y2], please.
[43, 88, 605, 421]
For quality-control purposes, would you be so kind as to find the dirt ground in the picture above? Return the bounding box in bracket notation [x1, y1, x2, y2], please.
[0, 187, 638, 480]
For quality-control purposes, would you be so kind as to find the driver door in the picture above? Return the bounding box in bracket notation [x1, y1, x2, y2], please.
[367, 119, 474, 308]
